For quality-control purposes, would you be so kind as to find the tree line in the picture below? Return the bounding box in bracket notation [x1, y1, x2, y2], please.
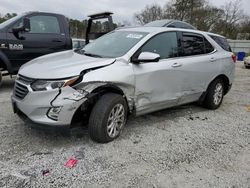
[0, 0, 249, 40]
[0, 13, 17, 23]
[135, 0, 250, 39]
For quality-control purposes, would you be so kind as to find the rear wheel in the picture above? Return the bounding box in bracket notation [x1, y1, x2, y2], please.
[88, 93, 127, 143]
[203, 79, 225, 110]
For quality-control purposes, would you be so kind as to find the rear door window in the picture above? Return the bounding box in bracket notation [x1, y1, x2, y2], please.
[209, 35, 232, 52]
[182, 33, 205, 56]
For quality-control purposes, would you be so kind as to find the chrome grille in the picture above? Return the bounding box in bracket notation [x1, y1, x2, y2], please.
[14, 75, 35, 100]
[14, 82, 29, 100]
[17, 74, 35, 84]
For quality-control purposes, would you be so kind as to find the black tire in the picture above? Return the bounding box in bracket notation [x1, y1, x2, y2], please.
[88, 93, 128, 143]
[203, 78, 225, 110]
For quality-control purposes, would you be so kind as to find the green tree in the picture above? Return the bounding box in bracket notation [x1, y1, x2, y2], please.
[135, 4, 164, 24]
[0, 13, 17, 23]
[134, 0, 249, 39]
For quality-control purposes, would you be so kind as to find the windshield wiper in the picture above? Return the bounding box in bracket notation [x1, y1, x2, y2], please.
[83, 52, 103, 58]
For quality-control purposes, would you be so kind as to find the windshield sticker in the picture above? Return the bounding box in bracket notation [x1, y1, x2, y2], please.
[126, 34, 143, 39]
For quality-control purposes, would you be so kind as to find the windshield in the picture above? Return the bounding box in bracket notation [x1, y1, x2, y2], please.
[0, 14, 23, 29]
[82, 31, 148, 58]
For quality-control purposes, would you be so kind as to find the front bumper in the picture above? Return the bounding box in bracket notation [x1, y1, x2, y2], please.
[12, 85, 87, 126]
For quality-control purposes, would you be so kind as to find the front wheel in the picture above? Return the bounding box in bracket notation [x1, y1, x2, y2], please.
[203, 79, 225, 110]
[88, 93, 128, 143]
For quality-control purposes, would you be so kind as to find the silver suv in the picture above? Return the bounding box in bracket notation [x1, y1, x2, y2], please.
[11, 27, 235, 143]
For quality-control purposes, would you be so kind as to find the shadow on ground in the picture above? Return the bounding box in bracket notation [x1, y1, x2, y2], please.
[20, 103, 207, 145]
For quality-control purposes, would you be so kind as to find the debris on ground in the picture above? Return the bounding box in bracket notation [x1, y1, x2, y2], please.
[31, 151, 53, 156]
[65, 158, 78, 168]
[188, 116, 194, 120]
[42, 169, 50, 176]
[74, 148, 85, 160]
[247, 106, 250, 112]
[188, 116, 208, 121]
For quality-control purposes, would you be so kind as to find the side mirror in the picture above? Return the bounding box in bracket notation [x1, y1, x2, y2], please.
[132, 52, 160, 63]
[12, 17, 30, 40]
[22, 17, 31, 32]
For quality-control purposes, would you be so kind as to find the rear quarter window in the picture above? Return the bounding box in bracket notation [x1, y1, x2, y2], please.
[209, 35, 232, 52]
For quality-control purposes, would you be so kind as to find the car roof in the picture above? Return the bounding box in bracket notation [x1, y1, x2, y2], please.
[23, 11, 65, 17]
[118, 26, 204, 35]
[204, 31, 226, 39]
[144, 19, 196, 29]
[144, 19, 173, 26]
[117, 26, 226, 39]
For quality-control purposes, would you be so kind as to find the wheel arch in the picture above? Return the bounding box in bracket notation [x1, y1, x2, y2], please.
[199, 74, 231, 104]
[70, 83, 132, 127]
[212, 74, 230, 95]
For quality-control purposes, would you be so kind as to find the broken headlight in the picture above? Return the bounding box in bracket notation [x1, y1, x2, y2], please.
[31, 77, 79, 91]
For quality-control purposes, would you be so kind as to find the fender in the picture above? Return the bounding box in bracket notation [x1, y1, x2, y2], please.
[75, 81, 135, 112]
[0, 50, 13, 74]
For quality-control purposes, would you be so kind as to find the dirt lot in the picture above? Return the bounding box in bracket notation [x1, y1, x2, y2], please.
[0, 63, 249, 188]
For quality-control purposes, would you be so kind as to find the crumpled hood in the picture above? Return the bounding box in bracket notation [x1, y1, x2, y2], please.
[19, 50, 116, 79]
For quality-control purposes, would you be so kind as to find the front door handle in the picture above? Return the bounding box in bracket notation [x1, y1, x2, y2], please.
[172, 62, 182, 68]
[210, 57, 216, 62]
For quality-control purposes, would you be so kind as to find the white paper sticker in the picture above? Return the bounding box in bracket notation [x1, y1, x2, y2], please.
[126, 34, 143, 39]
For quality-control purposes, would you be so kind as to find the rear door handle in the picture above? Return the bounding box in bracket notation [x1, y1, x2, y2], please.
[172, 62, 182, 68]
[210, 57, 216, 62]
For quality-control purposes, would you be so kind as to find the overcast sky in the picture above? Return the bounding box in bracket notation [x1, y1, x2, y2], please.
[0, 0, 249, 23]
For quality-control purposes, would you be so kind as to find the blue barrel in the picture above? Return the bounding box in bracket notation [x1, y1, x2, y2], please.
[237, 52, 245, 61]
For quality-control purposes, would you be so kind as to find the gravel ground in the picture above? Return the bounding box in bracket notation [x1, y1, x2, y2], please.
[0, 63, 249, 188]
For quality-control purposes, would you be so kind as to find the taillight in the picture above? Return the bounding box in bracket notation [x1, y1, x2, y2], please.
[232, 54, 237, 63]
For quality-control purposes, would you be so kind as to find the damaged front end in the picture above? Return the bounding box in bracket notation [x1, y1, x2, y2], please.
[12, 61, 135, 127]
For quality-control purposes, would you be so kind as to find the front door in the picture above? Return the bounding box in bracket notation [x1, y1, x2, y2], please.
[132, 31, 184, 115]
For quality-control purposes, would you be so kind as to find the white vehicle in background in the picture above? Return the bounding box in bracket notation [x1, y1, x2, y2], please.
[244, 56, 250, 68]
[12, 27, 235, 143]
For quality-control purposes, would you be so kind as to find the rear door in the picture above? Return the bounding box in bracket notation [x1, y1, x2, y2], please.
[175, 32, 220, 104]
[6, 13, 67, 72]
